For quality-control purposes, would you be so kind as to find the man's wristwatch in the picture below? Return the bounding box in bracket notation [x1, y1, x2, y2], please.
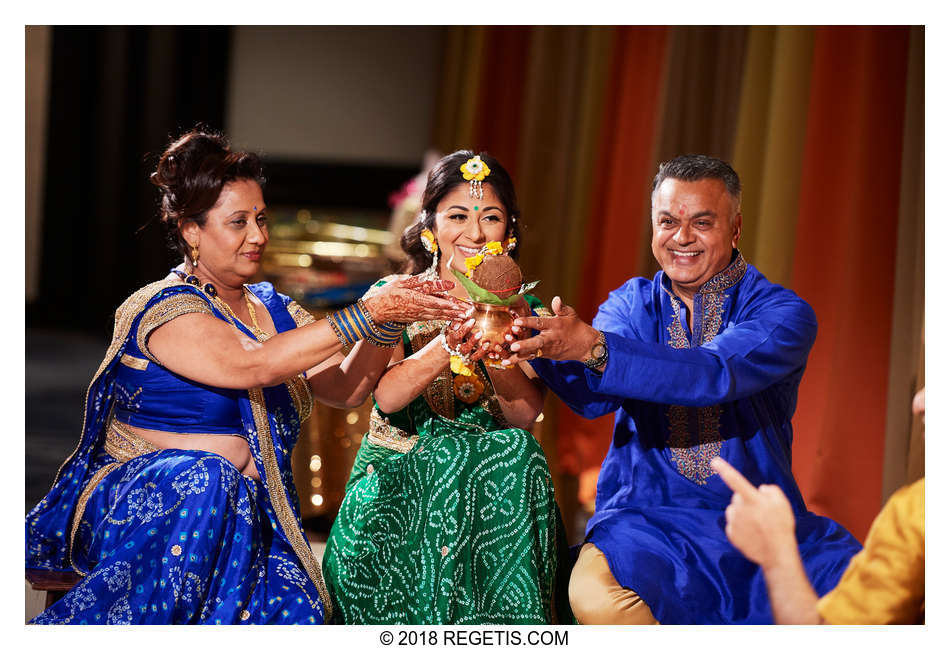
[584, 330, 608, 370]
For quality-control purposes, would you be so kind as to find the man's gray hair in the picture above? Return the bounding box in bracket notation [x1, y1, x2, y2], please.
[651, 154, 742, 222]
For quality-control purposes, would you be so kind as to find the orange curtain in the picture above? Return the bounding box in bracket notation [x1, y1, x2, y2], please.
[790, 26, 911, 539]
[558, 27, 670, 489]
[431, 26, 923, 539]
[469, 26, 532, 176]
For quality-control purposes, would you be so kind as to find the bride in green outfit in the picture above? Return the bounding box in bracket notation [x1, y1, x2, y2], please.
[322, 151, 573, 624]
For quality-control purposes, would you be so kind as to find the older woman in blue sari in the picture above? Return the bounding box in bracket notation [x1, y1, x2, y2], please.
[25, 129, 467, 624]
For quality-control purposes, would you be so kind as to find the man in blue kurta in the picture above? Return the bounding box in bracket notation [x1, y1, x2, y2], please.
[504, 154, 861, 624]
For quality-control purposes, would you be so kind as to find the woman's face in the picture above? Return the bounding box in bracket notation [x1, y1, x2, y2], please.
[183, 179, 268, 286]
[432, 183, 508, 277]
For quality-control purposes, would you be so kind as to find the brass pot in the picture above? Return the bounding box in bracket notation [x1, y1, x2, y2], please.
[470, 302, 514, 350]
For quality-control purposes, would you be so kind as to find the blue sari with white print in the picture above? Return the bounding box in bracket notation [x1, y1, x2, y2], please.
[26, 277, 331, 624]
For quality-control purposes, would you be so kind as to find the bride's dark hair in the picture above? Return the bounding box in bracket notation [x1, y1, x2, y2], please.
[400, 150, 521, 275]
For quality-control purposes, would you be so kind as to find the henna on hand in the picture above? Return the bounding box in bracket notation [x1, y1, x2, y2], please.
[445, 318, 475, 350]
[443, 318, 492, 364]
[396, 275, 455, 295]
[415, 279, 455, 294]
[507, 296, 532, 319]
[396, 275, 425, 291]
[458, 330, 482, 357]
[364, 282, 468, 323]
[416, 293, 470, 320]
[470, 340, 492, 362]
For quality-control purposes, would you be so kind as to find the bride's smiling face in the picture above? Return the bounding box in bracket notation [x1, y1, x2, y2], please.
[432, 184, 509, 277]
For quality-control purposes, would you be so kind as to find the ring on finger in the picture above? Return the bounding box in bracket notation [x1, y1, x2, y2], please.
[534, 349, 543, 359]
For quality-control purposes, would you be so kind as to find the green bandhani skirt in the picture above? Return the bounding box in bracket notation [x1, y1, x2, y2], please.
[323, 402, 573, 624]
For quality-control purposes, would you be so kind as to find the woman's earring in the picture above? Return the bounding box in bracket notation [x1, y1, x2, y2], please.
[190, 243, 200, 267]
[420, 229, 439, 279]
[420, 229, 437, 255]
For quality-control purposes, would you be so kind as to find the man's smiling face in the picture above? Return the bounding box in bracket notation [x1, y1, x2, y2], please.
[650, 177, 741, 300]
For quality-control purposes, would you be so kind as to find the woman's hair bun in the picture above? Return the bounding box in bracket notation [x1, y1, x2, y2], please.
[151, 127, 264, 257]
[152, 131, 229, 198]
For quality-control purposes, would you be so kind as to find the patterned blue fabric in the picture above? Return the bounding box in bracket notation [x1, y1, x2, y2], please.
[531, 252, 862, 624]
[26, 278, 327, 624]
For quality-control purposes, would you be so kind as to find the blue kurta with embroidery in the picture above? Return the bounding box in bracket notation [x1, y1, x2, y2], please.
[531, 252, 862, 624]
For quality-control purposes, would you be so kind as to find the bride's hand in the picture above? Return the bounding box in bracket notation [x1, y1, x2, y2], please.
[486, 297, 531, 361]
[506, 296, 531, 320]
[363, 276, 469, 323]
[444, 318, 492, 362]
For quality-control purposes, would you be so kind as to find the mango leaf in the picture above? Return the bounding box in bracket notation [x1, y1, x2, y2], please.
[450, 268, 506, 305]
[518, 281, 539, 294]
[450, 268, 540, 306]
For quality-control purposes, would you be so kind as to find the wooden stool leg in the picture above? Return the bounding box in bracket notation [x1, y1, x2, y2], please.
[25, 569, 81, 618]
[44, 590, 68, 609]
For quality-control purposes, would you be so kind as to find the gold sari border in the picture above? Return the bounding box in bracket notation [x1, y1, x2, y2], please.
[248, 388, 332, 621]
[68, 420, 161, 575]
[45, 278, 182, 516]
[136, 291, 215, 364]
[368, 407, 419, 453]
[119, 354, 149, 371]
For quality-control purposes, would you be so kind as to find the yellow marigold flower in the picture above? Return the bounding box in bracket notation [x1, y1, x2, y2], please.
[465, 254, 484, 272]
[453, 373, 485, 403]
[420, 229, 437, 253]
[450, 355, 474, 376]
[484, 241, 503, 255]
[460, 155, 491, 182]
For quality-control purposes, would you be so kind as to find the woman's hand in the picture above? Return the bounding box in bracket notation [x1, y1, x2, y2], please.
[363, 276, 469, 323]
[498, 296, 532, 358]
[506, 296, 532, 320]
[373, 317, 488, 415]
[444, 318, 492, 363]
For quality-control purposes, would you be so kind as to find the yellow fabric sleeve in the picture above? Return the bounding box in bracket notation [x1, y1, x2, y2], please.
[817, 478, 925, 624]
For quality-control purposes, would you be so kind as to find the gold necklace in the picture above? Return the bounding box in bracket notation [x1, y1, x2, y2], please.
[172, 270, 269, 340]
[243, 289, 270, 340]
[212, 288, 269, 341]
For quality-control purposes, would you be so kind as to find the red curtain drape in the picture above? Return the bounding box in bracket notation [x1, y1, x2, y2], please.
[557, 27, 670, 486]
[469, 27, 532, 177]
[790, 26, 911, 539]
[431, 25, 921, 538]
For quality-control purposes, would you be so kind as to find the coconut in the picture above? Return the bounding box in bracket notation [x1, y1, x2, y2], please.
[471, 254, 523, 300]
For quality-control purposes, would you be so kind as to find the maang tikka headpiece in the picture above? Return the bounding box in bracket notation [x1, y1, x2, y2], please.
[460, 155, 491, 200]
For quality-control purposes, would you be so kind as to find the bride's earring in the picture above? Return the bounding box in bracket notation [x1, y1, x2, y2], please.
[420, 228, 439, 279]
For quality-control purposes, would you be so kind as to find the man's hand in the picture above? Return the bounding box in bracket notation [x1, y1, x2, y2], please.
[711, 457, 798, 570]
[501, 296, 600, 366]
[712, 456, 822, 624]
